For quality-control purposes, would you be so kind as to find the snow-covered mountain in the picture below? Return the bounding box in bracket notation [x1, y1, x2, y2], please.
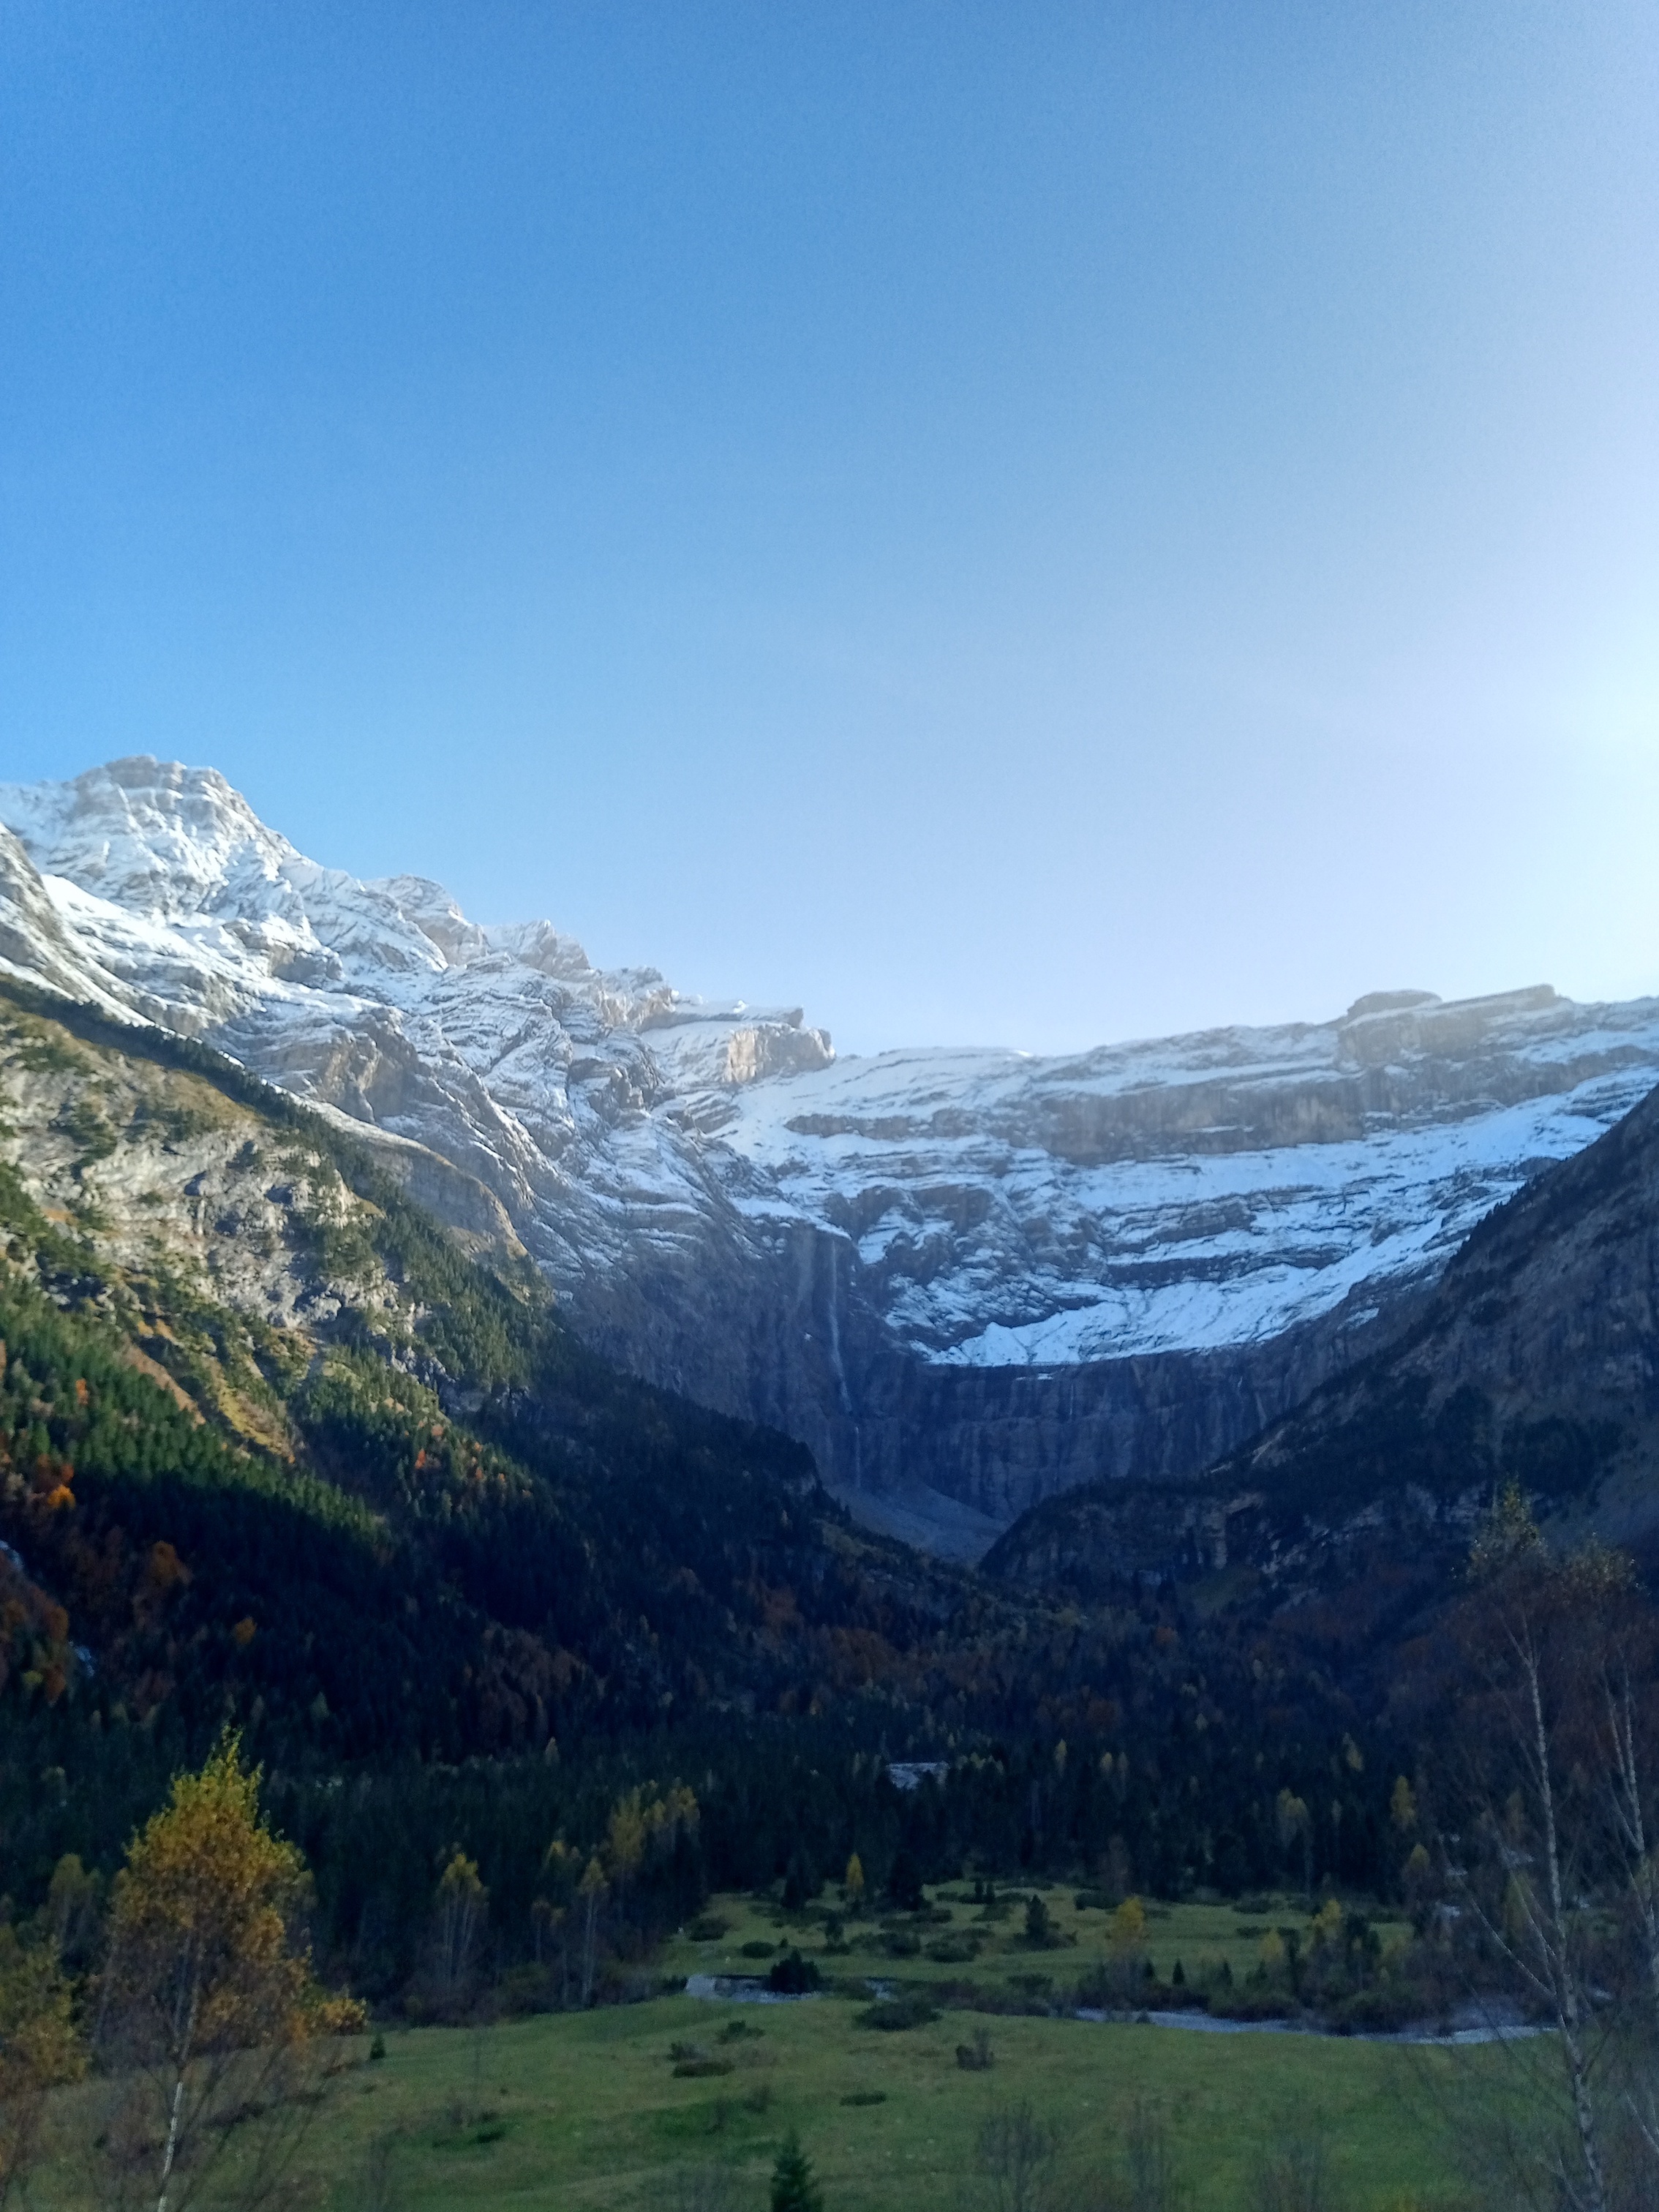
[4, 756, 1659, 1556]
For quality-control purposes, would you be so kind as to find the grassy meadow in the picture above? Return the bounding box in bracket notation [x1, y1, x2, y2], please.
[276, 1998, 1481, 2211]
[659, 1879, 1413, 1998]
[33, 1886, 1508, 2210]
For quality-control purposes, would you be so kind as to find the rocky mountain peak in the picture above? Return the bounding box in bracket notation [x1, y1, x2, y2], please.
[0, 754, 295, 915]
[3, 755, 1658, 1554]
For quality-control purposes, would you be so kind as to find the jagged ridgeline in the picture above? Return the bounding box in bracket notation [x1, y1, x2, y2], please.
[0, 975, 978, 1771]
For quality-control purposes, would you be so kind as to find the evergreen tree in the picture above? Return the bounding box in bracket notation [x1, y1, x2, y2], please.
[885, 1845, 923, 1911]
[781, 1848, 819, 1910]
[770, 2130, 824, 2212]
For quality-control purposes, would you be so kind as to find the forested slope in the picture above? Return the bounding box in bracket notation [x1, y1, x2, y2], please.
[0, 978, 906, 1757]
[0, 979, 1432, 1984]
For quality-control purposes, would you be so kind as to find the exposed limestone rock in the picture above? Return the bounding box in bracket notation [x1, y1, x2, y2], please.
[4, 756, 1659, 1554]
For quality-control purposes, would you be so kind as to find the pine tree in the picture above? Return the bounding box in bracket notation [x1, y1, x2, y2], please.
[771, 2129, 824, 2212]
[885, 1844, 923, 1911]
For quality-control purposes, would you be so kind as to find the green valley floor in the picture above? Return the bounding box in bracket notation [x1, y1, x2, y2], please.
[34, 1893, 1517, 2212]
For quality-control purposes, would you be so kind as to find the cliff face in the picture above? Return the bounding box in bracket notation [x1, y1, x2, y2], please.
[641, 1269, 1426, 1557]
[6, 756, 1659, 1554]
[986, 1073, 1659, 1595]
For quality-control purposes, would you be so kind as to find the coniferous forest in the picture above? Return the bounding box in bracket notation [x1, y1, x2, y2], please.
[9, 977, 1659, 2211]
[0, 981, 1422, 1971]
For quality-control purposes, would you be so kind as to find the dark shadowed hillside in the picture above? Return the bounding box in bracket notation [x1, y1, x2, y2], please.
[985, 1071, 1659, 1603]
[0, 975, 997, 1772]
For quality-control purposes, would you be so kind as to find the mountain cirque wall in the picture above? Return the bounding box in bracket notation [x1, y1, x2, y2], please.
[986, 1064, 1659, 1599]
[4, 756, 1659, 1557]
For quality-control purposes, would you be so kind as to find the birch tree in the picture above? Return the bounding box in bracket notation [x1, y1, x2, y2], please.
[1436, 1498, 1659, 2211]
[95, 1731, 363, 2212]
[432, 1852, 487, 2010]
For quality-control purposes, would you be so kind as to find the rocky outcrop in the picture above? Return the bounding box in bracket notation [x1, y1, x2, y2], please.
[5, 756, 1659, 1556]
[0, 823, 135, 1018]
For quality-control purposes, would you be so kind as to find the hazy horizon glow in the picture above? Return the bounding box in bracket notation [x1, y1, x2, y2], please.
[3, 4, 1658, 1056]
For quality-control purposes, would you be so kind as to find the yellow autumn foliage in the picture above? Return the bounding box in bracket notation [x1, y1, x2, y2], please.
[104, 1730, 364, 2066]
[94, 1732, 364, 2211]
[603, 1783, 699, 1886]
[1309, 1896, 1344, 1951]
[1108, 1895, 1147, 1954]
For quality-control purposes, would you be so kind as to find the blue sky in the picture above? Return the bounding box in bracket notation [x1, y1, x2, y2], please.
[3, 2, 1657, 1054]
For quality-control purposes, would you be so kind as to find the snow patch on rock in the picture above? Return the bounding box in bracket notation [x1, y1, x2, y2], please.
[4, 756, 1659, 1540]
